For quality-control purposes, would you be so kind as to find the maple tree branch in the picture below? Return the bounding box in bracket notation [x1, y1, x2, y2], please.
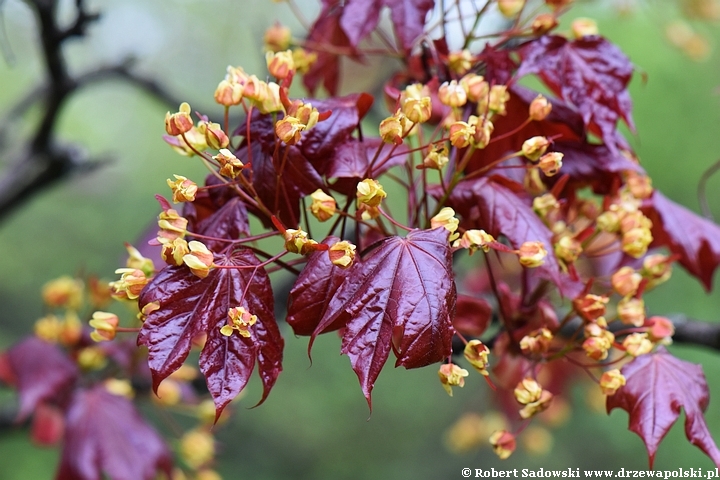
[0, 0, 180, 223]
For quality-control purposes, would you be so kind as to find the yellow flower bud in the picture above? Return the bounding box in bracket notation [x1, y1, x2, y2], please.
[498, 0, 526, 18]
[292, 48, 318, 74]
[438, 363, 469, 396]
[182, 241, 214, 279]
[464, 340, 490, 375]
[214, 79, 243, 106]
[611, 266, 642, 297]
[460, 74, 489, 103]
[309, 189, 336, 222]
[448, 49, 473, 75]
[161, 237, 190, 267]
[599, 369, 626, 395]
[537, 152, 563, 176]
[617, 297, 645, 327]
[571, 17, 599, 39]
[180, 429, 215, 469]
[438, 80, 467, 107]
[165, 102, 193, 136]
[220, 306, 257, 337]
[110, 268, 148, 300]
[283, 228, 318, 255]
[402, 96, 432, 124]
[488, 85, 510, 115]
[456, 229, 495, 254]
[89, 311, 119, 342]
[514, 378, 543, 405]
[213, 148, 244, 178]
[522, 136, 551, 161]
[275, 116, 305, 145]
[518, 241, 547, 268]
[328, 241, 357, 268]
[356, 178, 387, 208]
[623, 332, 653, 357]
[264, 23, 292, 52]
[42, 276, 84, 310]
[554, 235, 582, 263]
[519, 328, 553, 355]
[529, 94, 553, 121]
[489, 430, 516, 459]
[167, 175, 198, 203]
[430, 207, 460, 241]
[266, 50, 295, 80]
[449, 121, 475, 148]
[622, 227, 653, 258]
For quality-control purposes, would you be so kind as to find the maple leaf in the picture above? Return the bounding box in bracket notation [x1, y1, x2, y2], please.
[299, 93, 374, 171]
[303, 2, 360, 95]
[607, 347, 720, 468]
[56, 386, 173, 480]
[313, 228, 456, 406]
[236, 113, 324, 228]
[286, 236, 351, 336]
[445, 175, 583, 298]
[452, 295, 493, 338]
[642, 191, 720, 291]
[326, 137, 408, 195]
[183, 176, 249, 251]
[517, 35, 634, 153]
[2, 337, 78, 421]
[138, 248, 282, 417]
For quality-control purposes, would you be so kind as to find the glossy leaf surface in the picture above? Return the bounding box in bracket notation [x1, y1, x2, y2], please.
[138, 248, 282, 417]
[315, 228, 456, 406]
[607, 348, 720, 468]
[56, 386, 172, 480]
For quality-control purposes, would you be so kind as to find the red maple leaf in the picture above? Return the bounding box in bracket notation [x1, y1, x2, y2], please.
[2, 337, 78, 421]
[286, 236, 351, 336]
[312, 228, 456, 407]
[303, 2, 360, 95]
[643, 191, 720, 290]
[56, 386, 173, 480]
[607, 348, 720, 468]
[517, 35, 634, 153]
[138, 248, 282, 417]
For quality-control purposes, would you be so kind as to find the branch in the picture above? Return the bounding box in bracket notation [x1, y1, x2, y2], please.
[0, 1, 180, 222]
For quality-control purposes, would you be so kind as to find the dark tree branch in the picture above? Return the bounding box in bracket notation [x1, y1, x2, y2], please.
[0, 0, 180, 222]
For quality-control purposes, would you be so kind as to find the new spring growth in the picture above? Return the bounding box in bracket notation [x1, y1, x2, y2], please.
[220, 306, 257, 338]
[623, 333, 653, 357]
[583, 321, 615, 361]
[438, 363, 469, 396]
[520, 328, 553, 356]
[283, 228, 318, 255]
[498, 0, 526, 18]
[447, 49, 473, 75]
[356, 179, 387, 208]
[110, 268, 148, 300]
[537, 152, 563, 176]
[161, 238, 190, 267]
[522, 136, 551, 161]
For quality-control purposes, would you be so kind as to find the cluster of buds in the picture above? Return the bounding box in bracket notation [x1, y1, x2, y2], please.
[220, 306, 258, 338]
[438, 363, 469, 396]
[34, 311, 82, 346]
[622, 332, 653, 357]
[157, 208, 188, 244]
[514, 378, 553, 419]
[574, 293, 608, 322]
[213, 66, 283, 114]
[275, 100, 323, 145]
[448, 115, 494, 149]
[617, 296, 646, 327]
[42, 276, 84, 310]
[597, 191, 654, 258]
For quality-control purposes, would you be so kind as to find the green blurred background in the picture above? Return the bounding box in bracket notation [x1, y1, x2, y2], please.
[1, 0, 720, 478]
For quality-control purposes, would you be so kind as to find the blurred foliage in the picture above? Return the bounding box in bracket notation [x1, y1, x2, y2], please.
[1, 0, 720, 478]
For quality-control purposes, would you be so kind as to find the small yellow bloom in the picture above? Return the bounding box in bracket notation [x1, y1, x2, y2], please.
[182, 241, 214, 279]
[438, 363, 469, 396]
[517, 241, 547, 268]
[328, 241, 356, 269]
[309, 189, 336, 222]
[463, 340, 490, 375]
[220, 306, 258, 338]
[89, 311, 119, 342]
[599, 369, 626, 396]
[167, 175, 198, 203]
[356, 179, 387, 208]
